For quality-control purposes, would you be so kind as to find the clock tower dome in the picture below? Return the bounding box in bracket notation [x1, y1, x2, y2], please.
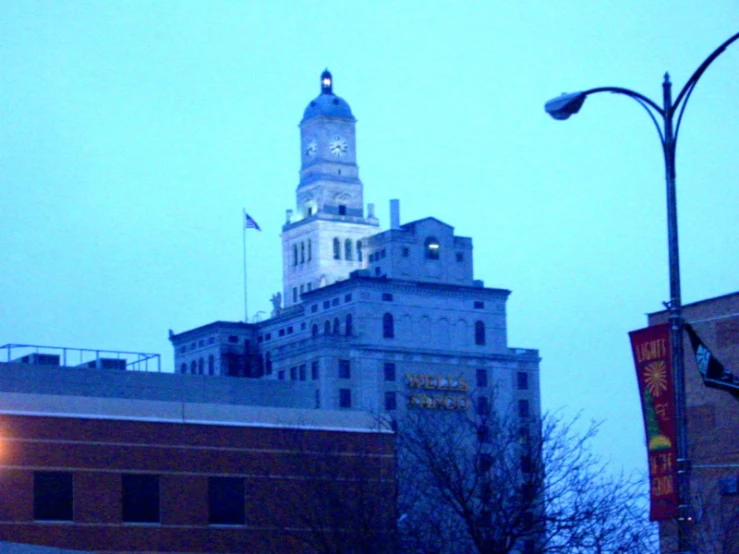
[281, 70, 379, 307]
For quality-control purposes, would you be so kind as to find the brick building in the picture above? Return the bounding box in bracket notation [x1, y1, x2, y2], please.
[0, 358, 396, 554]
[648, 292, 739, 554]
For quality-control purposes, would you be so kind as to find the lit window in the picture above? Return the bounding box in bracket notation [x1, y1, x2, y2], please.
[424, 237, 440, 260]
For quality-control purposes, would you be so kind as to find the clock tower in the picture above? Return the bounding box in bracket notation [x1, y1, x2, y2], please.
[281, 70, 379, 308]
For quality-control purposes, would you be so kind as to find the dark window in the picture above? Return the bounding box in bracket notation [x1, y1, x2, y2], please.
[456, 252, 464, 262]
[518, 372, 529, 390]
[345, 314, 353, 336]
[180, 363, 187, 373]
[324, 321, 331, 334]
[190, 361, 196, 374]
[208, 355, 214, 375]
[122, 474, 160, 523]
[293, 287, 298, 303]
[339, 388, 351, 408]
[34, 472, 73, 521]
[198, 358, 204, 374]
[278, 370, 285, 380]
[477, 396, 489, 415]
[474, 301, 485, 309]
[323, 300, 330, 309]
[402, 247, 409, 257]
[382, 293, 393, 301]
[344, 293, 352, 302]
[345, 239, 352, 260]
[228, 335, 239, 343]
[333, 237, 341, 259]
[290, 367, 297, 381]
[307, 239, 312, 261]
[338, 205, 347, 215]
[384, 363, 396, 382]
[311, 304, 318, 313]
[279, 328, 285, 337]
[339, 359, 351, 379]
[209, 477, 245, 525]
[424, 237, 440, 259]
[475, 321, 486, 345]
[383, 313, 394, 339]
[375, 266, 381, 276]
[356, 241, 363, 262]
[333, 317, 341, 334]
[380, 248, 386, 258]
[287, 326, 293, 334]
[385, 392, 397, 411]
[293, 244, 298, 266]
[332, 298, 339, 306]
[311, 361, 319, 380]
[312, 324, 318, 337]
[299, 364, 306, 381]
[476, 369, 488, 388]
[300, 242, 305, 264]
[519, 399, 530, 418]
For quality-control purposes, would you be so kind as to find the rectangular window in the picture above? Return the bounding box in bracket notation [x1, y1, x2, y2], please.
[384, 391, 397, 411]
[474, 301, 485, 309]
[339, 359, 351, 379]
[402, 247, 409, 257]
[290, 367, 297, 380]
[476, 369, 488, 388]
[339, 388, 351, 408]
[315, 389, 321, 408]
[344, 293, 352, 303]
[311, 304, 318, 313]
[332, 298, 339, 306]
[34, 471, 73, 521]
[293, 287, 298, 303]
[323, 300, 330, 309]
[382, 293, 393, 301]
[477, 396, 489, 416]
[517, 372, 529, 390]
[287, 326, 293, 334]
[375, 266, 381, 276]
[456, 252, 464, 262]
[279, 329, 285, 337]
[384, 362, 396, 382]
[209, 477, 245, 525]
[278, 370, 285, 380]
[381, 249, 386, 258]
[299, 364, 306, 381]
[122, 474, 160, 523]
[518, 399, 530, 418]
[311, 361, 319, 380]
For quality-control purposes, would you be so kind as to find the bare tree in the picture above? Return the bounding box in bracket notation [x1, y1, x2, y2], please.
[253, 427, 397, 554]
[395, 401, 658, 554]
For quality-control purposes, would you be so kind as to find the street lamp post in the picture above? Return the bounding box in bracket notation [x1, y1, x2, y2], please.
[544, 32, 739, 554]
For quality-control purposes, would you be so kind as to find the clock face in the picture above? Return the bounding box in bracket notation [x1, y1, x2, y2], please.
[329, 136, 348, 157]
[305, 140, 318, 158]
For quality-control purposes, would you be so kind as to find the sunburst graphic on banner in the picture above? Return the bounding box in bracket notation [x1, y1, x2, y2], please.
[644, 360, 668, 398]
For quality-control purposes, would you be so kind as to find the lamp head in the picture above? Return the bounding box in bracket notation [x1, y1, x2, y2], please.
[545, 92, 587, 120]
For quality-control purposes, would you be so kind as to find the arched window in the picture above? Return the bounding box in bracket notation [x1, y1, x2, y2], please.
[333, 238, 341, 260]
[293, 244, 298, 266]
[308, 239, 312, 261]
[356, 241, 363, 262]
[346, 314, 353, 336]
[333, 317, 341, 335]
[190, 361, 197, 374]
[345, 239, 353, 260]
[208, 355, 214, 375]
[180, 363, 187, 374]
[475, 321, 486, 346]
[383, 313, 394, 339]
[312, 323, 319, 337]
[425, 237, 440, 260]
[325, 320, 332, 334]
[300, 242, 305, 264]
[198, 358, 204, 374]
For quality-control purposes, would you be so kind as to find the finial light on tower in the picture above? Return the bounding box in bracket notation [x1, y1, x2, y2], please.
[321, 68, 333, 94]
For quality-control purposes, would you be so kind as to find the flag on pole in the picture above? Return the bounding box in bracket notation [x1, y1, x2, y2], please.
[684, 323, 739, 399]
[244, 211, 261, 231]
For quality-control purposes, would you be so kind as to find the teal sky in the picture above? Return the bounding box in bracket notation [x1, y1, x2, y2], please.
[1, 2, 738, 480]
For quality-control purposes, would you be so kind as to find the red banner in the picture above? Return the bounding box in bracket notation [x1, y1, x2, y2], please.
[629, 324, 679, 521]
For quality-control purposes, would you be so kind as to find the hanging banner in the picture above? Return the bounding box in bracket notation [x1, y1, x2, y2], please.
[629, 323, 679, 521]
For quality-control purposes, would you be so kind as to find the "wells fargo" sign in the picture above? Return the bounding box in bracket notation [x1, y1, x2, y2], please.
[405, 374, 470, 410]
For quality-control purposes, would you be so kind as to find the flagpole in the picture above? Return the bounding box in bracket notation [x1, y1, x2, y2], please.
[247, 210, 249, 323]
